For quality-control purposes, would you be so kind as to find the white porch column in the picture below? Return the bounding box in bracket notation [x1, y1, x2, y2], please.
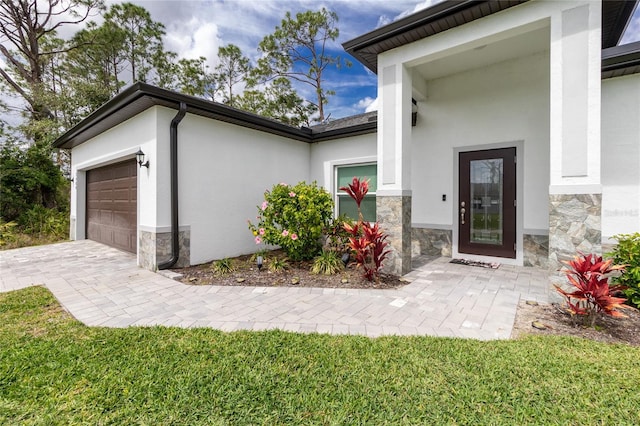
[548, 1, 602, 268]
[377, 63, 413, 275]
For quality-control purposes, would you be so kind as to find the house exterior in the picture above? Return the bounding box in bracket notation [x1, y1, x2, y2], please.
[54, 0, 640, 276]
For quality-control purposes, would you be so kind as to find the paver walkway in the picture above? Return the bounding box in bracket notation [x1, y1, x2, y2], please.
[1, 240, 550, 339]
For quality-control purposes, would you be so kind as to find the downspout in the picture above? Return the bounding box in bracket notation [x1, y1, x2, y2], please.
[158, 102, 187, 270]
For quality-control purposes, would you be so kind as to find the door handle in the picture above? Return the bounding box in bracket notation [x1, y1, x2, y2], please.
[460, 207, 466, 225]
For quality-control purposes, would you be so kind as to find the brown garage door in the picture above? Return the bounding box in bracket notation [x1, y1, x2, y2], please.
[86, 160, 137, 253]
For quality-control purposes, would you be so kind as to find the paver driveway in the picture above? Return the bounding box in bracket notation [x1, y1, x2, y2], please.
[1, 240, 550, 339]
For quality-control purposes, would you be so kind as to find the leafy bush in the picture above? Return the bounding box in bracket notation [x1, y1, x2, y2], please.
[554, 253, 630, 326]
[607, 233, 640, 308]
[340, 177, 390, 282]
[323, 214, 354, 254]
[311, 250, 344, 275]
[18, 205, 69, 240]
[0, 140, 67, 222]
[0, 220, 18, 247]
[248, 181, 334, 261]
[211, 258, 235, 275]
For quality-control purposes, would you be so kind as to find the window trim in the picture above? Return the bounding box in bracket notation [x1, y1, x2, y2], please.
[334, 161, 377, 221]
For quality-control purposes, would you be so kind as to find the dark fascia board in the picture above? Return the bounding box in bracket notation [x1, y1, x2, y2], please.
[53, 83, 315, 149]
[342, 0, 528, 73]
[311, 121, 377, 143]
[343, 0, 638, 74]
[602, 40, 640, 77]
[52, 83, 378, 149]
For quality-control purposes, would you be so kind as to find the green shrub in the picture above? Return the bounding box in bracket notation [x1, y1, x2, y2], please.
[0, 140, 68, 222]
[607, 233, 640, 308]
[211, 258, 235, 275]
[18, 205, 68, 239]
[248, 181, 334, 261]
[0, 220, 18, 247]
[311, 250, 344, 275]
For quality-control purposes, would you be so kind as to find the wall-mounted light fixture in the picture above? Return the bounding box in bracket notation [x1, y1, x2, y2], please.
[136, 149, 149, 168]
[411, 98, 418, 127]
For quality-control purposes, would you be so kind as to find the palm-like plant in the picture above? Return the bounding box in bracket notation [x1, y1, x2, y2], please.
[555, 253, 629, 326]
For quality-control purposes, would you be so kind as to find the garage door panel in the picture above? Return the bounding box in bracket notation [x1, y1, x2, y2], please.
[113, 212, 133, 228]
[86, 160, 137, 253]
[113, 189, 131, 201]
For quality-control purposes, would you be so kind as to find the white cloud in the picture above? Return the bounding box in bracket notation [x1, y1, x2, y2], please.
[355, 96, 378, 113]
[395, 0, 445, 20]
[164, 19, 221, 69]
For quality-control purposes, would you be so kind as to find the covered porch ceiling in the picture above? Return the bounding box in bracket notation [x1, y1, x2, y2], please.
[412, 25, 549, 81]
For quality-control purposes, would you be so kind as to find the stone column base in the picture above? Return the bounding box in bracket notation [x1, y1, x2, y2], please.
[377, 195, 412, 276]
[411, 227, 452, 257]
[523, 234, 549, 268]
[549, 193, 601, 270]
[139, 228, 190, 271]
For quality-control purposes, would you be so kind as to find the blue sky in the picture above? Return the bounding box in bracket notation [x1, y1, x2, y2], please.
[117, 0, 640, 120]
[107, 0, 433, 119]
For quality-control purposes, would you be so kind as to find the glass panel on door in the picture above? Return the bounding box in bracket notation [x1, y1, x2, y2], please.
[470, 158, 503, 245]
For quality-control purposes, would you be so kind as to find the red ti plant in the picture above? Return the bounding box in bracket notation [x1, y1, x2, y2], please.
[341, 178, 390, 282]
[340, 177, 369, 222]
[554, 253, 629, 326]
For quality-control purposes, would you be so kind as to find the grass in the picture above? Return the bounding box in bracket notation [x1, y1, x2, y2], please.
[2, 287, 640, 424]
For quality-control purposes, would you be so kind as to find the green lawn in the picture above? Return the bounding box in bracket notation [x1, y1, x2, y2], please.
[1, 287, 639, 425]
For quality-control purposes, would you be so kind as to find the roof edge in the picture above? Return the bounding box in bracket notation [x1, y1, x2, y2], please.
[343, 0, 478, 52]
[52, 83, 378, 149]
[343, 0, 483, 72]
[602, 40, 640, 72]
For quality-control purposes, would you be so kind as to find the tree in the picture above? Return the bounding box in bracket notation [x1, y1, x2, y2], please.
[66, 20, 127, 100]
[102, 2, 165, 84]
[0, 0, 105, 124]
[256, 8, 350, 122]
[152, 51, 210, 97]
[212, 44, 251, 107]
[236, 78, 317, 127]
[0, 138, 66, 221]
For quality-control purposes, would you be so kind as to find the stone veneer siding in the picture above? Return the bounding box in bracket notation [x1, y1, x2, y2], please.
[523, 234, 549, 268]
[69, 217, 76, 240]
[139, 229, 190, 271]
[549, 193, 601, 270]
[411, 228, 452, 257]
[411, 228, 549, 268]
[377, 196, 412, 276]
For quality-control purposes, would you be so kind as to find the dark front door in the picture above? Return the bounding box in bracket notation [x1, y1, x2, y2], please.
[459, 148, 516, 258]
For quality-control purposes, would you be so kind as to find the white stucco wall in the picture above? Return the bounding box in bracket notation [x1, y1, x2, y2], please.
[601, 74, 640, 240]
[411, 51, 550, 234]
[69, 107, 158, 246]
[309, 133, 377, 190]
[171, 109, 311, 265]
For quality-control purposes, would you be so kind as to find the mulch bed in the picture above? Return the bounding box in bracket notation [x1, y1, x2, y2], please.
[172, 250, 406, 290]
[512, 300, 640, 346]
